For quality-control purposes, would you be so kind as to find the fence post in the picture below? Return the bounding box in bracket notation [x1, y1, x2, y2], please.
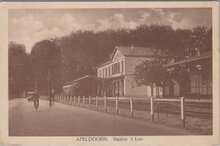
[96, 96, 98, 110]
[78, 96, 80, 106]
[72, 96, 74, 105]
[104, 96, 107, 112]
[83, 96, 85, 107]
[157, 103, 160, 119]
[181, 97, 185, 128]
[116, 96, 119, 115]
[150, 97, 154, 122]
[89, 96, 91, 108]
[130, 97, 134, 118]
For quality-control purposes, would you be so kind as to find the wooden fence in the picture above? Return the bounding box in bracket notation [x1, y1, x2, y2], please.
[54, 95, 212, 128]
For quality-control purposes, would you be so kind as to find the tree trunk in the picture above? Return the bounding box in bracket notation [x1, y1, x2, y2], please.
[151, 83, 154, 97]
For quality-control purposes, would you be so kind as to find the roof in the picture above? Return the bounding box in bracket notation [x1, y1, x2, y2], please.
[74, 75, 99, 82]
[111, 46, 154, 59]
[64, 75, 99, 86]
[97, 46, 153, 68]
[165, 52, 212, 67]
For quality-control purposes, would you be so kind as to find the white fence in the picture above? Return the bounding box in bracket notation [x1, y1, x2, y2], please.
[54, 95, 194, 128]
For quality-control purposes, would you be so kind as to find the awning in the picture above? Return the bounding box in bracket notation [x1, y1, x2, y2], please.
[64, 75, 100, 86]
[165, 52, 212, 67]
[98, 75, 125, 82]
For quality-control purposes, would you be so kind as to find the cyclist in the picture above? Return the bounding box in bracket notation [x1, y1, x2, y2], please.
[49, 89, 55, 108]
[33, 90, 40, 111]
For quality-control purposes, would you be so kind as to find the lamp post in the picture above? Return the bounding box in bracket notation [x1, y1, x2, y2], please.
[196, 64, 202, 96]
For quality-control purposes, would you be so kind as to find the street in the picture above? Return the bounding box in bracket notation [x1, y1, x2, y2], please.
[9, 98, 193, 136]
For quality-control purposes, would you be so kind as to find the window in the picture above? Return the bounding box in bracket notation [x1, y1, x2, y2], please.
[112, 62, 121, 75]
[109, 66, 110, 76]
[191, 74, 211, 95]
[121, 61, 124, 74]
[105, 68, 107, 77]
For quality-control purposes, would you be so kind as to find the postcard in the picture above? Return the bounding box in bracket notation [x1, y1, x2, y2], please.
[0, 1, 219, 146]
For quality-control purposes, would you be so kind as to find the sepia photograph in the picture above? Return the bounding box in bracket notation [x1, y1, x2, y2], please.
[0, 1, 219, 146]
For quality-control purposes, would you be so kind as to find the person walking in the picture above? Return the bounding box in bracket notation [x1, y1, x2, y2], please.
[49, 89, 55, 108]
[33, 90, 40, 111]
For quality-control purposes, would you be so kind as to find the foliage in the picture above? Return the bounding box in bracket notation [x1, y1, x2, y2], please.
[135, 59, 169, 87]
[134, 25, 212, 87]
[9, 24, 212, 96]
[9, 42, 30, 98]
[31, 40, 62, 94]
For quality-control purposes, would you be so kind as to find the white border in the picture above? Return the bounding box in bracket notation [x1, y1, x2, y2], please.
[0, 2, 219, 146]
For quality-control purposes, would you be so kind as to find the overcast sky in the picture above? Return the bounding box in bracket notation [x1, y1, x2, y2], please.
[9, 8, 212, 52]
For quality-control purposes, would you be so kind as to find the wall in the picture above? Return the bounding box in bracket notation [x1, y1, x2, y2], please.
[124, 75, 152, 97]
[124, 56, 151, 75]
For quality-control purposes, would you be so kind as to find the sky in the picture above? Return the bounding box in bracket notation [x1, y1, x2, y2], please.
[8, 8, 212, 52]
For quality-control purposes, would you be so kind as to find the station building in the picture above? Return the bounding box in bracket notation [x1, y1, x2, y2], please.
[96, 46, 162, 97]
[63, 75, 99, 97]
[63, 46, 212, 99]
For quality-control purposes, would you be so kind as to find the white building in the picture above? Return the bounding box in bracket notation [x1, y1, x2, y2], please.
[96, 46, 163, 97]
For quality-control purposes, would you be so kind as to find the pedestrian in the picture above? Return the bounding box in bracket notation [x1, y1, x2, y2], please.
[33, 90, 40, 111]
[49, 89, 55, 108]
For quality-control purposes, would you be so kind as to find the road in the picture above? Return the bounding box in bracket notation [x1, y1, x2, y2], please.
[9, 98, 193, 136]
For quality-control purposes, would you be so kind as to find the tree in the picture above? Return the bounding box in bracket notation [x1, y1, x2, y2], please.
[9, 41, 30, 98]
[134, 25, 212, 97]
[31, 39, 62, 94]
[135, 58, 169, 96]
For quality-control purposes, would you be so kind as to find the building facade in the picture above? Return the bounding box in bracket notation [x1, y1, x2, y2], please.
[63, 75, 98, 97]
[62, 46, 212, 99]
[96, 46, 163, 97]
[164, 52, 212, 98]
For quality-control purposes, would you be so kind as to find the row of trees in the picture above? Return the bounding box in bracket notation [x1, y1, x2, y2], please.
[9, 42, 32, 98]
[9, 24, 212, 98]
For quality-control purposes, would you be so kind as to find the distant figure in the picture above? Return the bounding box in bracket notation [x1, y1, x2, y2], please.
[49, 89, 55, 108]
[33, 90, 40, 111]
